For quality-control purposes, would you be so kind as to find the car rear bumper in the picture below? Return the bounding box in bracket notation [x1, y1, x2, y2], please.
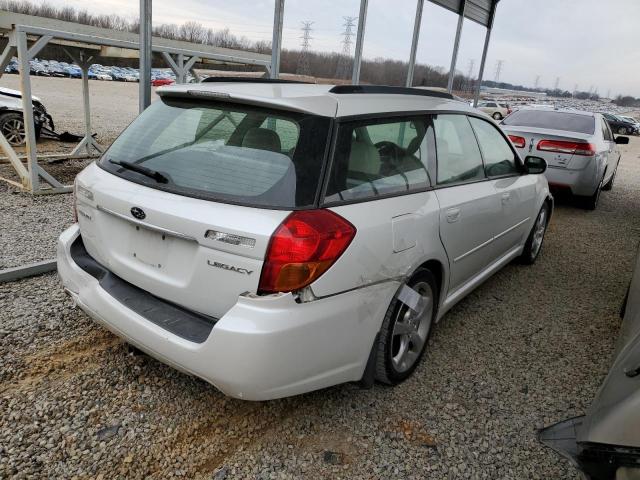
[57, 224, 397, 400]
[545, 164, 600, 197]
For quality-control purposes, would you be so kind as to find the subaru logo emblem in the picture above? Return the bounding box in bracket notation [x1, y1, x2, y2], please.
[130, 207, 146, 220]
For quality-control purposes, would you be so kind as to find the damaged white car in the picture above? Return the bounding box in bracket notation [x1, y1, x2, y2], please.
[0, 86, 55, 146]
[57, 81, 553, 400]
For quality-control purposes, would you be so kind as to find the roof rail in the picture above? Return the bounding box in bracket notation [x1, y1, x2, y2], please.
[329, 85, 454, 100]
[202, 76, 312, 84]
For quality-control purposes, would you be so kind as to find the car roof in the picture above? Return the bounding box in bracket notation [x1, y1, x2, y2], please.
[157, 82, 474, 118]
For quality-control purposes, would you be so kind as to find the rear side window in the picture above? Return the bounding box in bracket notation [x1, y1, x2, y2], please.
[502, 110, 595, 135]
[324, 117, 431, 203]
[468, 117, 518, 177]
[100, 98, 330, 209]
[433, 114, 485, 185]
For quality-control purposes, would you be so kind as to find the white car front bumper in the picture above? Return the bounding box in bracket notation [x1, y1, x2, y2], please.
[57, 224, 397, 400]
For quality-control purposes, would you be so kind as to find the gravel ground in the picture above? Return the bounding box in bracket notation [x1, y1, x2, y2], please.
[2, 76, 640, 477]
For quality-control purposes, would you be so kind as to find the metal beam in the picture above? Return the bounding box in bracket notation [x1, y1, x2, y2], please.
[473, 2, 498, 107]
[270, 0, 285, 78]
[139, 0, 152, 112]
[352, 0, 369, 84]
[16, 31, 38, 192]
[26, 34, 53, 60]
[0, 259, 57, 284]
[447, 0, 466, 93]
[406, 0, 425, 87]
[0, 43, 17, 77]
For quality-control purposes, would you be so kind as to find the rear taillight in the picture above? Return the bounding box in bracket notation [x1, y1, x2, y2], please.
[537, 139, 596, 156]
[508, 135, 526, 148]
[258, 210, 356, 294]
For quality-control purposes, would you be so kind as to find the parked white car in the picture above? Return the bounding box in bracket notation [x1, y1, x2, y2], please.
[57, 82, 552, 400]
[476, 101, 511, 120]
[501, 107, 628, 209]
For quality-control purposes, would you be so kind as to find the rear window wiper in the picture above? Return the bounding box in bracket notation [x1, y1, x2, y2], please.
[108, 159, 169, 184]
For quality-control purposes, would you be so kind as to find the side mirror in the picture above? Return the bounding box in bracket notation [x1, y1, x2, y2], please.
[615, 136, 630, 145]
[524, 156, 547, 175]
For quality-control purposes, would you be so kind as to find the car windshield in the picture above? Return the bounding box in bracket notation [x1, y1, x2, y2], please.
[502, 109, 595, 134]
[100, 97, 330, 209]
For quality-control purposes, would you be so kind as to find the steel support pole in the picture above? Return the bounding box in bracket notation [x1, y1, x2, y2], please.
[270, 0, 285, 79]
[406, 0, 424, 87]
[473, 26, 492, 107]
[352, 0, 369, 84]
[16, 31, 38, 192]
[447, 0, 466, 93]
[139, 0, 152, 112]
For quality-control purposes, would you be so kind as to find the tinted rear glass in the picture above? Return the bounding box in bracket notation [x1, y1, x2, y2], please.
[99, 98, 330, 209]
[502, 110, 595, 134]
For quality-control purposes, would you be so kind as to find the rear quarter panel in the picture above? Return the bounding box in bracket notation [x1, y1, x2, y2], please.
[313, 191, 448, 301]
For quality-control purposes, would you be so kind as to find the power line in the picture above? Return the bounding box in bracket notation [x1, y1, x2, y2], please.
[465, 59, 475, 92]
[335, 16, 357, 79]
[296, 21, 313, 76]
[494, 60, 503, 83]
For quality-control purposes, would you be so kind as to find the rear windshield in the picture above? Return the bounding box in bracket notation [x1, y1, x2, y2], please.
[99, 97, 330, 209]
[502, 109, 595, 134]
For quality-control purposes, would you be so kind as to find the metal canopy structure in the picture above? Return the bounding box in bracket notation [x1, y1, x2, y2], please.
[0, 12, 271, 194]
[267, 0, 499, 106]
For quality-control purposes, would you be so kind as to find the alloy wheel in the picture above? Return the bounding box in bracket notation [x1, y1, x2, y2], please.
[531, 208, 547, 258]
[1, 117, 26, 146]
[390, 281, 433, 373]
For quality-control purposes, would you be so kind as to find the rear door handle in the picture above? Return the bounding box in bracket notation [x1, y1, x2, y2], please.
[446, 207, 461, 223]
[501, 192, 511, 204]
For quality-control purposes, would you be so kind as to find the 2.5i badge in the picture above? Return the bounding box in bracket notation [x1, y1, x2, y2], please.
[207, 260, 253, 275]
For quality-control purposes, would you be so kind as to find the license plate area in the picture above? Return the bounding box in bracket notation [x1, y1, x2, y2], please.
[129, 225, 171, 269]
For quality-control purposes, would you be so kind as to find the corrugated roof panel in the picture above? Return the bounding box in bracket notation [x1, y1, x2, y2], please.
[428, 0, 498, 27]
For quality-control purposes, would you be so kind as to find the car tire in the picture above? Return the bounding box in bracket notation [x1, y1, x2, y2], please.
[519, 203, 549, 265]
[602, 168, 616, 191]
[579, 179, 603, 210]
[618, 127, 628, 135]
[492, 112, 503, 120]
[375, 268, 438, 385]
[0, 112, 27, 147]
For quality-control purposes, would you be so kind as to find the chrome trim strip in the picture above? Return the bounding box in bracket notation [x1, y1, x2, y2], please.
[96, 205, 196, 241]
[493, 217, 530, 240]
[453, 237, 494, 263]
[454, 216, 531, 263]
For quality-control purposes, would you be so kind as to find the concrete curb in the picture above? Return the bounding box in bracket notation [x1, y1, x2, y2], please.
[0, 259, 57, 283]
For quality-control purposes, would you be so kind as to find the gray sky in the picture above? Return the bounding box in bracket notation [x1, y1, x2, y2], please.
[43, 0, 640, 96]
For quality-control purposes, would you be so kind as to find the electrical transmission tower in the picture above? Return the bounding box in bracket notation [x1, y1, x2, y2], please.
[534, 75, 540, 90]
[466, 59, 475, 92]
[606, 89, 611, 99]
[573, 83, 578, 94]
[335, 16, 357, 79]
[494, 60, 503, 83]
[554, 77, 560, 90]
[296, 21, 314, 76]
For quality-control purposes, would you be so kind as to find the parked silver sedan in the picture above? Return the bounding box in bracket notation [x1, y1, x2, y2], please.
[501, 108, 629, 209]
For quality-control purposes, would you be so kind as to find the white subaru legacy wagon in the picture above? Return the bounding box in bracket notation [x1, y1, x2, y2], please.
[57, 81, 552, 400]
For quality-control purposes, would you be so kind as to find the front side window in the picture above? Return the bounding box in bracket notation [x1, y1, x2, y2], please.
[100, 98, 330, 209]
[469, 117, 518, 177]
[324, 117, 431, 203]
[433, 114, 485, 185]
